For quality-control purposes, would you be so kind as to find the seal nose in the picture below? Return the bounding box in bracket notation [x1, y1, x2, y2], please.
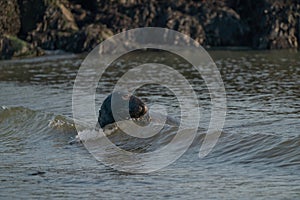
[142, 104, 148, 115]
[138, 104, 148, 115]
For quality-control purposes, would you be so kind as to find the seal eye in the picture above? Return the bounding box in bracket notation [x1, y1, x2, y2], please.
[138, 105, 143, 113]
[121, 94, 131, 100]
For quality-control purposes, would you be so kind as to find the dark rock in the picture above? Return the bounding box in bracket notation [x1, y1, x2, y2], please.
[167, 11, 206, 44]
[0, 0, 21, 36]
[17, 0, 46, 38]
[0, 35, 44, 59]
[0, 36, 14, 59]
[69, 4, 94, 28]
[79, 24, 113, 51]
[27, 1, 79, 51]
[1, 0, 300, 59]
[29, 171, 46, 176]
[232, 0, 300, 49]
[204, 7, 249, 46]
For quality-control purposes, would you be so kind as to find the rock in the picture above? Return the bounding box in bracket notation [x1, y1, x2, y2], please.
[204, 7, 249, 46]
[29, 171, 46, 176]
[0, 36, 14, 59]
[70, 3, 94, 28]
[1, 0, 300, 59]
[0, 35, 44, 59]
[80, 24, 113, 51]
[246, 0, 299, 49]
[0, 0, 21, 36]
[58, 3, 79, 31]
[18, 0, 46, 37]
[27, 1, 79, 51]
[167, 11, 206, 44]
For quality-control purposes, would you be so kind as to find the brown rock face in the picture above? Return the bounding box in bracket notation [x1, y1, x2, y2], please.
[0, 35, 44, 59]
[17, 0, 46, 37]
[0, 0, 21, 36]
[229, 0, 300, 49]
[1, 0, 300, 59]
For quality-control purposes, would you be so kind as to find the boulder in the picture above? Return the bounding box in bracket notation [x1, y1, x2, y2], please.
[204, 7, 249, 46]
[18, 0, 46, 37]
[167, 11, 206, 44]
[0, 35, 44, 59]
[0, 0, 21, 36]
[1, 0, 300, 59]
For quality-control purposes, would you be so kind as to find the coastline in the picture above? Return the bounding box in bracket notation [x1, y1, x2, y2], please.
[1, 0, 299, 60]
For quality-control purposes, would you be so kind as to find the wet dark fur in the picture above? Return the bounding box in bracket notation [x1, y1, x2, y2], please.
[98, 92, 148, 128]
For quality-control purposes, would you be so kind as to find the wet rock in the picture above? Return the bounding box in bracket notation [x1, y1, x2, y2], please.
[0, 0, 21, 36]
[18, 0, 46, 37]
[1, 0, 300, 59]
[235, 0, 300, 49]
[0, 36, 14, 59]
[167, 11, 206, 44]
[29, 171, 46, 176]
[0, 35, 44, 59]
[80, 24, 113, 51]
[27, 1, 79, 51]
[69, 3, 94, 28]
[204, 7, 249, 46]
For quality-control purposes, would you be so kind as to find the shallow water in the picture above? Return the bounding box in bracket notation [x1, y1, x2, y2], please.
[0, 50, 299, 199]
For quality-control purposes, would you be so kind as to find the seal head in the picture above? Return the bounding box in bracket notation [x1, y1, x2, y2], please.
[98, 92, 148, 128]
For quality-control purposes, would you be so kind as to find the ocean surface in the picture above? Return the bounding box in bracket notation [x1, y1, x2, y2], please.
[0, 50, 299, 199]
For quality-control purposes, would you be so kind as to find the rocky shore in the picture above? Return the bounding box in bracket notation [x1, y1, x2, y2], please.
[0, 0, 299, 59]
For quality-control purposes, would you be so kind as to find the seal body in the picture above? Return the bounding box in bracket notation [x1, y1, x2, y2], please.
[98, 92, 148, 129]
